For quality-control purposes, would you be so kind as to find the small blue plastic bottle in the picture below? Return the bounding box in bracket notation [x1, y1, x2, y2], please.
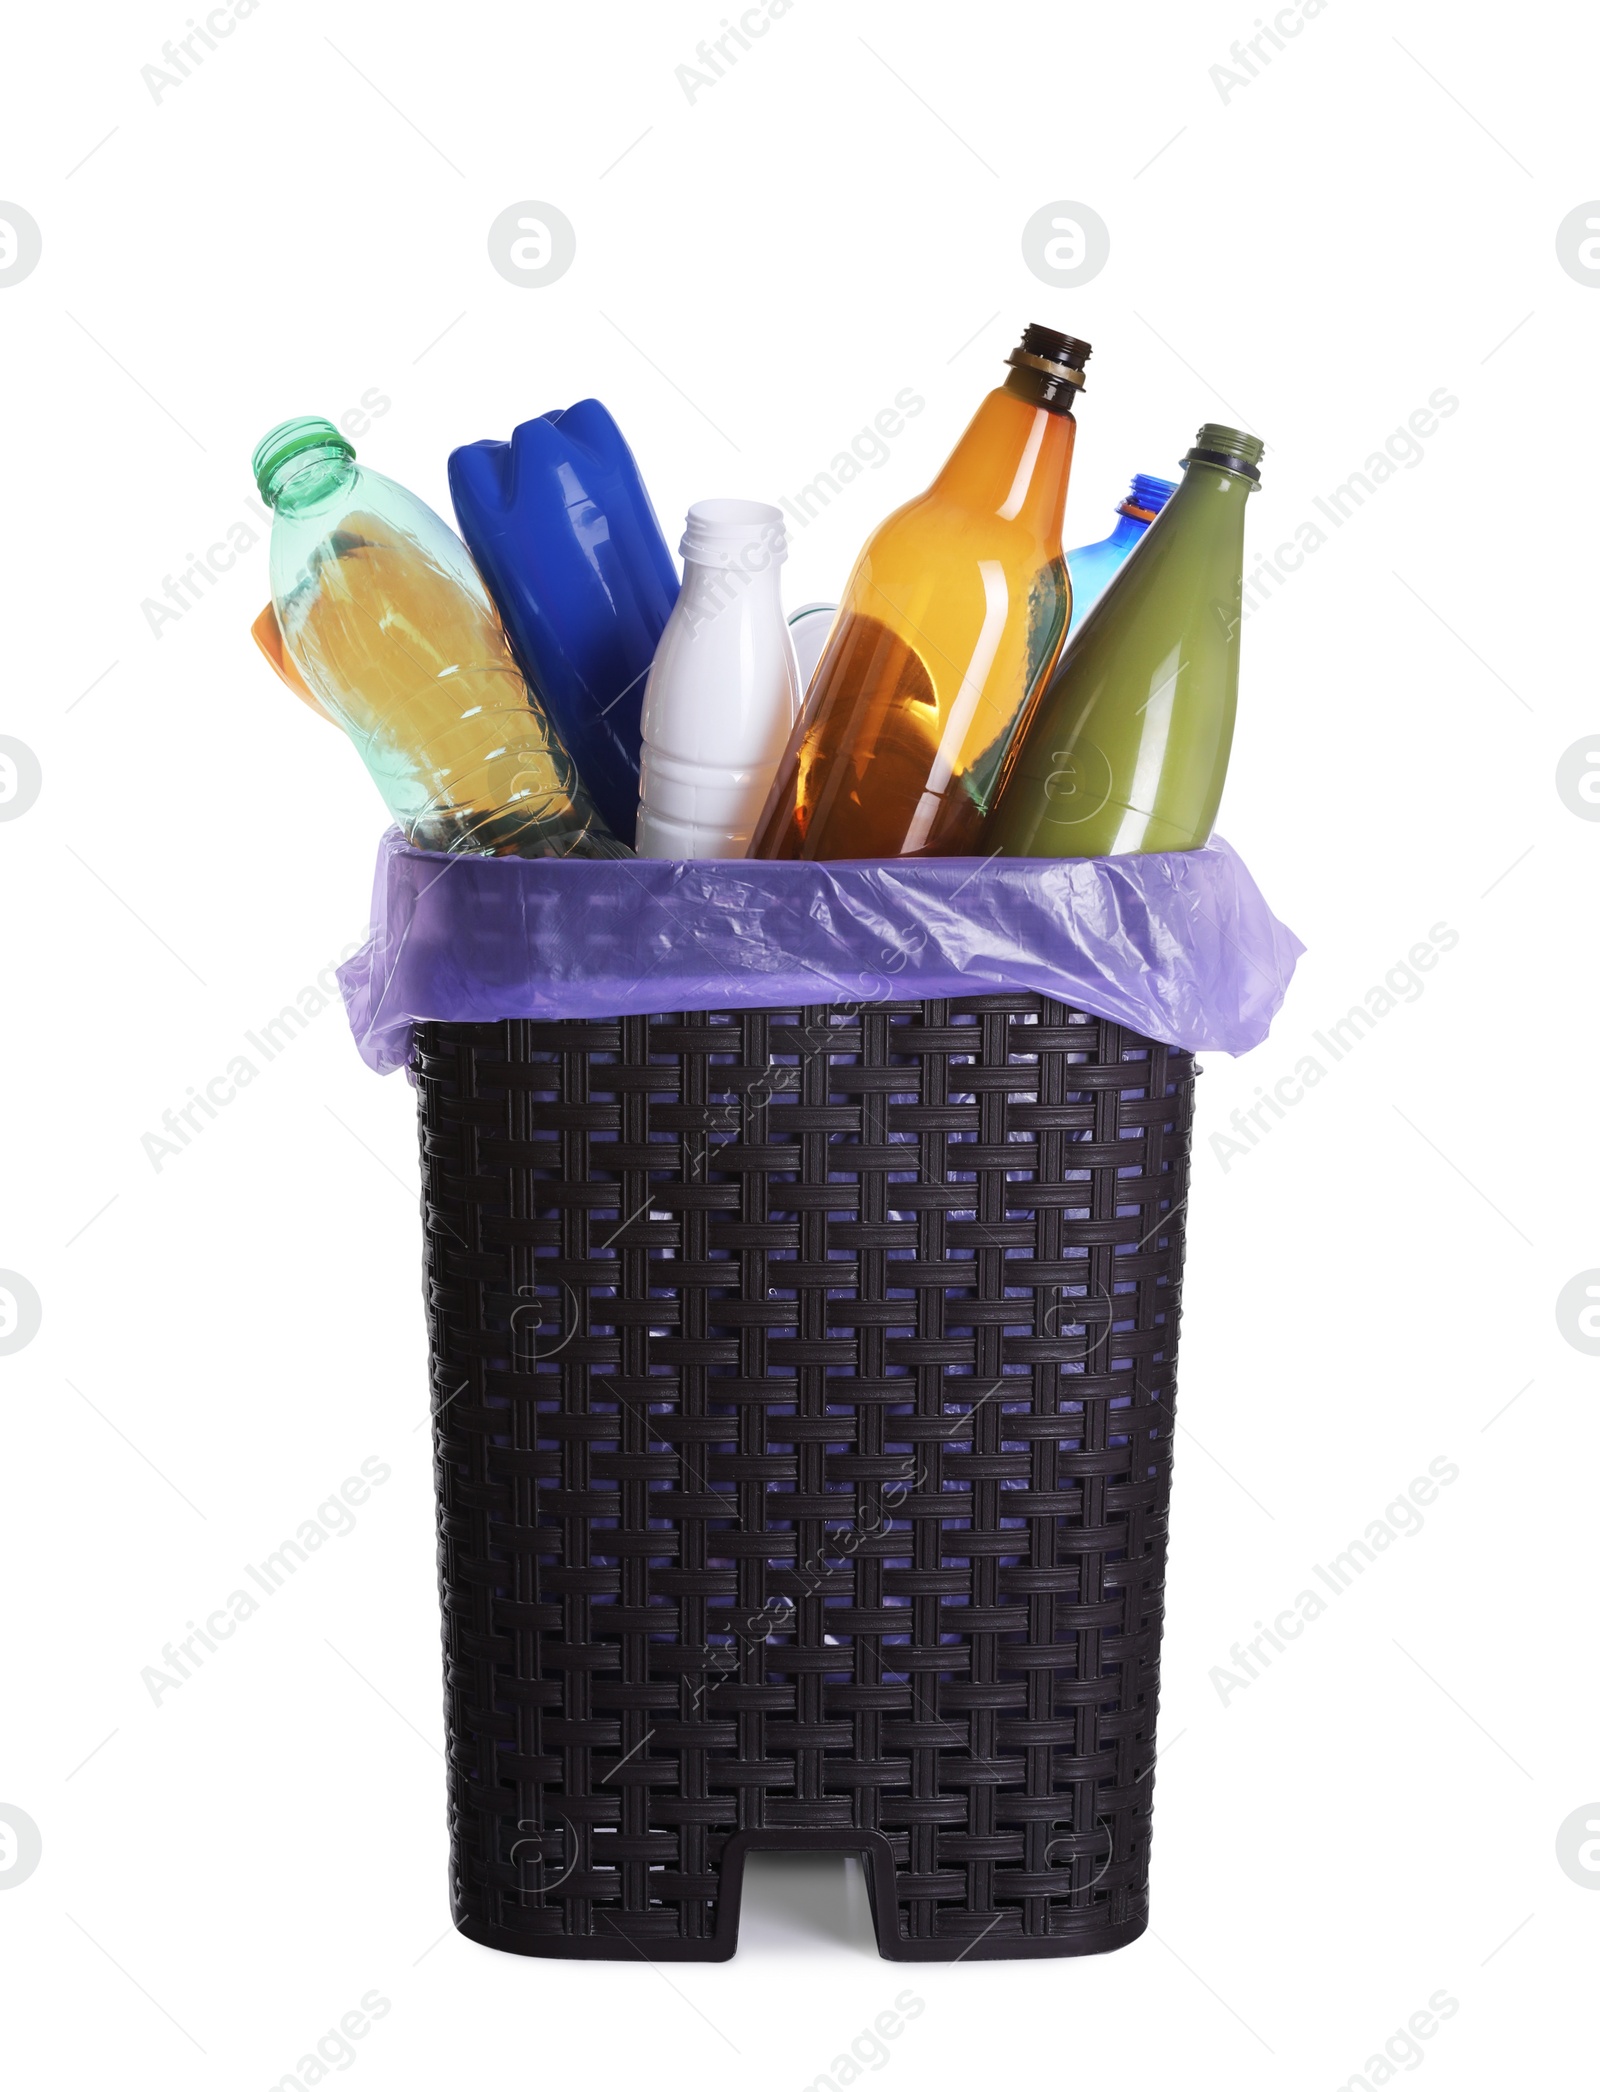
[1065, 472, 1178, 636]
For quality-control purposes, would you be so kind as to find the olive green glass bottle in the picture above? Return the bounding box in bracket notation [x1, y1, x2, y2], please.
[982, 423, 1263, 857]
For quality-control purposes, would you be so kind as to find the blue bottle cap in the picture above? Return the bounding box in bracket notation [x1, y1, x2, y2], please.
[1127, 472, 1178, 514]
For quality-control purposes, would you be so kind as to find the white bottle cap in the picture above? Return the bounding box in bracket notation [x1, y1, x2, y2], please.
[679, 498, 788, 568]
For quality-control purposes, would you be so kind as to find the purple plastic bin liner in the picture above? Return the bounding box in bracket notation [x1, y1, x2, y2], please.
[339, 828, 1303, 1077]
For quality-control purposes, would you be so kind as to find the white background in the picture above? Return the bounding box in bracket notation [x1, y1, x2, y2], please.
[2, 0, 1596, 2085]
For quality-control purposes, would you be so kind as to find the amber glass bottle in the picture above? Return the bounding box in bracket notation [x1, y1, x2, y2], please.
[749, 323, 1091, 859]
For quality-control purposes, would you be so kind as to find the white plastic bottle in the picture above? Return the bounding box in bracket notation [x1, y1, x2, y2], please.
[635, 500, 802, 858]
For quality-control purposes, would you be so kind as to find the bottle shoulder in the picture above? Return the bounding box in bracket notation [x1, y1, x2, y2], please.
[847, 496, 1066, 589]
[271, 472, 490, 616]
[1066, 531, 1123, 572]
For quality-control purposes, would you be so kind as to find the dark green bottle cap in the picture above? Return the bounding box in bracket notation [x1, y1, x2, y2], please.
[1187, 424, 1265, 482]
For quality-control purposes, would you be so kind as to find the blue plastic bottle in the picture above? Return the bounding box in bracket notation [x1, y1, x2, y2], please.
[449, 401, 680, 846]
[1065, 472, 1177, 636]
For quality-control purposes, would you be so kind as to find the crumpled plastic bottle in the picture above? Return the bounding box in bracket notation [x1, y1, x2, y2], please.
[449, 400, 680, 847]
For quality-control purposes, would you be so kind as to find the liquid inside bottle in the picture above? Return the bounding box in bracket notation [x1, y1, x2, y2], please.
[254, 417, 626, 859]
[749, 323, 1091, 860]
[983, 424, 1264, 858]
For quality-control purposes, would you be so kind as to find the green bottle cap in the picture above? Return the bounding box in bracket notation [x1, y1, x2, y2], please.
[252, 416, 355, 504]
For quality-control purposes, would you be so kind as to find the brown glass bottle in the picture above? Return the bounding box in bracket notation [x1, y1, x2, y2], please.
[749, 323, 1090, 859]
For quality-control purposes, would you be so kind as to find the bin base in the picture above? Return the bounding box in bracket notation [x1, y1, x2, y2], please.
[450, 1830, 1150, 1963]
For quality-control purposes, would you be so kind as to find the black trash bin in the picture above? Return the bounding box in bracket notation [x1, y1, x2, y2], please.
[415, 990, 1193, 1961]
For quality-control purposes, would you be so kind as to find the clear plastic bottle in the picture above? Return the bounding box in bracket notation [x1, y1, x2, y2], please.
[1065, 472, 1176, 634]
[253, 416, 626, 858]
[634, 501, 802, 859]
[787, 602, 838, 693]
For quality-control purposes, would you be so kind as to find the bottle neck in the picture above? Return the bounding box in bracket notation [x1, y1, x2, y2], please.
[270, 448, 359, 515]
[1001, 362, 1083, 416]
[678, 503, 787, 614]
[1135, 454, 1254, 567]
[1126, 472, 1176, 516]
[683, 554, 783, 595]
[931, 386, 1078, 540]
[679, 549, 784, 640]
[1172, 455, 1258, 513]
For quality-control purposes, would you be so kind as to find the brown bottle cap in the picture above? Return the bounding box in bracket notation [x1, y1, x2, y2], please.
[1008, 322, 1092, 390]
